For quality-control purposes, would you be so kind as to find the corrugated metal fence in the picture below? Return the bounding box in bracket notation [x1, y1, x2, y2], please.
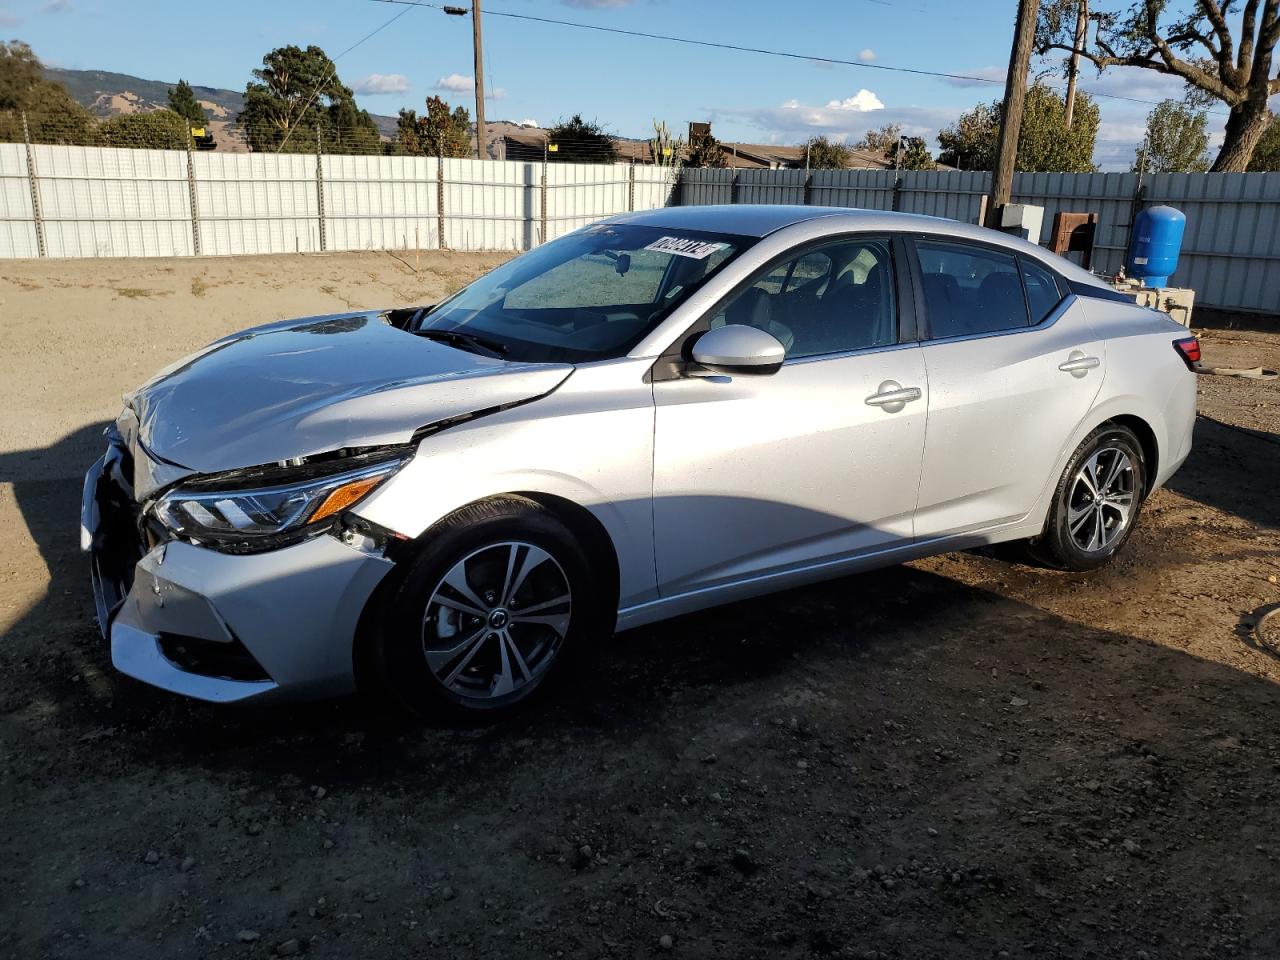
[0, 142, 678, 260]
[1, 141, 1276, 312]
[680, 167, 1280, 313]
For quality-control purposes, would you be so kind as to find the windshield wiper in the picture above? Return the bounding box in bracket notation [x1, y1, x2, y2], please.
[414, 327, 507, 359]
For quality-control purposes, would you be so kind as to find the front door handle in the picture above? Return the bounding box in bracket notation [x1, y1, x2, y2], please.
[1059, 351, 1100, 378]
[865, 380, 923, 413]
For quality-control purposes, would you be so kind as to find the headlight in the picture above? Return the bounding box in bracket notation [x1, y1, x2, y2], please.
[153, 456, 406, 553]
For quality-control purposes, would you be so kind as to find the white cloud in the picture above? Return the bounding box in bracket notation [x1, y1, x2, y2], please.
[434, 73, 505, 99]
[41, 0, 71, 11]
[766, 91, 884, 128]
[436, 73, 474, 94]
[858, 48, 877, 62]
[712, 98, 954, 149]
[517, 118, 540, 128]
[0, 4, 21, 27]
[824, 90, 885, 112]
[351, 73, 410, 95]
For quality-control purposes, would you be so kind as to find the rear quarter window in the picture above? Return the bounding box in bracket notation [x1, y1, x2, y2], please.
[1020, 258, 1065, 324]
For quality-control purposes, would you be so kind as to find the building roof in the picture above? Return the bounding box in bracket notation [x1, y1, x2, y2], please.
[496, 131, 903, 170]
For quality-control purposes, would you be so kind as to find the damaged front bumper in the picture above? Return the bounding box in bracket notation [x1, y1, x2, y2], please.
[82, 435, 396, 704]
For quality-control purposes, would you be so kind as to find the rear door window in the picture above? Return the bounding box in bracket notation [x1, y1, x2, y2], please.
[915, 240, 1029, 339]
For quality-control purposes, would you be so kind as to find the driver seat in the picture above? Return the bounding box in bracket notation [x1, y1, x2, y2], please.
[724, 287, 795, 353]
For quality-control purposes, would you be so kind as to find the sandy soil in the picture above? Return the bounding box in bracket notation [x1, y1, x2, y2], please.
[1, 254, 1278, 959]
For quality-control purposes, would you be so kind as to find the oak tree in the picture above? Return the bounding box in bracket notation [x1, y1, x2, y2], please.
[1038, 0, 1280, 171]
[938, 84, 1099, 172]
[804, 135, 852, 169]
[238, 45, 381, 154]
[1134, 99, 1212, 172]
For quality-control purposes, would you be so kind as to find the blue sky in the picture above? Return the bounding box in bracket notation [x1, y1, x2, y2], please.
[0, 0, 1241, 170]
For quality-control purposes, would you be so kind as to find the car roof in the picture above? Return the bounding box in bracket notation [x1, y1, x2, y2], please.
[605, 204, 850, 237]
[606, 204, 1107, 288]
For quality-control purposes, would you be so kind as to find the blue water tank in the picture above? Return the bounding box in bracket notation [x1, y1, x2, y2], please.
[1127, 205, 1186, 288]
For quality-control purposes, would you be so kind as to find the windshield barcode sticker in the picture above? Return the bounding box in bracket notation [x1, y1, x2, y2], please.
[644, 236, 727, 260]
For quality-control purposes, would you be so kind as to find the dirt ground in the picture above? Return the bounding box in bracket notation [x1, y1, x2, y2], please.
[1, 252, 1279, 960]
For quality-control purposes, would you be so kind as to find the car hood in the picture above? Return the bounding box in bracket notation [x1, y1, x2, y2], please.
[124, 311, 573, 480]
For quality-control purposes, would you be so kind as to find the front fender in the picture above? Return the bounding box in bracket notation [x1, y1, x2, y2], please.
[352, 359, 658, 608]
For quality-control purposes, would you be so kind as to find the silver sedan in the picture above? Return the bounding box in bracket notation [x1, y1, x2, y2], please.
[82, 206, 1198, 718]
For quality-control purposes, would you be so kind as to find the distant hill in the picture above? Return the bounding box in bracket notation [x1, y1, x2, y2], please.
[38, 66, 630, 159]
[42, 66, 401, 151]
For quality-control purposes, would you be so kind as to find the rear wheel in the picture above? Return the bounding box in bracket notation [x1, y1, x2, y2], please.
[376, 497, 601, 720]
[1031, 423, 1146, 571]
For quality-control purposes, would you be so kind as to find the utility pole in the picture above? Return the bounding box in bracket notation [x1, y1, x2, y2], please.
[984, 0, 1039, 230]
[472, 0, 487, 160]
[1064, 0, 1088, 130]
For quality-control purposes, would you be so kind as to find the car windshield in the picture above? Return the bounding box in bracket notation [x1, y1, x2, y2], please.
[415, 224, 754, 362]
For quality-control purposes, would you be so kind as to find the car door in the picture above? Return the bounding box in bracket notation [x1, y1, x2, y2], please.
[650, 235, 929, 596]
[910, 237, 1106, 539]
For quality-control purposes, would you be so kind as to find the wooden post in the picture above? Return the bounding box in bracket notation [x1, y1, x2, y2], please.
[1064, 0, 1088, 130]
[628, 161, 635, 212]
[985, 0, 1040, 229]
[21, 111, 45, 258]
[471, 0, 487, 159]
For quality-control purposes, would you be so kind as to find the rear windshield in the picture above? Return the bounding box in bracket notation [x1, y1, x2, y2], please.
[417, 224, 754, 362]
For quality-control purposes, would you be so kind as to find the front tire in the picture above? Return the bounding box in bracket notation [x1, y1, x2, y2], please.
[1031, 423, 1147, 571]
[375, 496, 601, 720]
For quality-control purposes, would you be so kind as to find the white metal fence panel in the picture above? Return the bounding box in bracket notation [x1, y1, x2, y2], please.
[325, 153, 438, 253]
[737, 168, 807, 205]
[809, 168, 896, 211]
[900, 170, 989, 223]
[633, 165, 677, 212]
[2, 142, 1275, 312]
[0, 143, 37, 259]
[1144, 172, 1280, 313]
[443, 158, 534, 251]
[543, 162, 631, 241]
[678, 168, 734, 206]
[33, 145, 192, 258]
[194, 151, 319, 256]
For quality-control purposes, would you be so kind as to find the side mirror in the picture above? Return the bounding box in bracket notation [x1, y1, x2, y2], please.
[690, 324, 785, 376]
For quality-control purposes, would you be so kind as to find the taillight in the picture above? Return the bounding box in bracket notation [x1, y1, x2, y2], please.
[1173, 336, 1201, 370]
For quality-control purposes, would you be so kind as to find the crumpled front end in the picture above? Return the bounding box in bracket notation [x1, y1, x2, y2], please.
[81, 430, 395, 704]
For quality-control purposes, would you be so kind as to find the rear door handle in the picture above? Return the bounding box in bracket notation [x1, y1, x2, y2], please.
[865, 381, 922, 412]
[1059, 351, 1100, 377]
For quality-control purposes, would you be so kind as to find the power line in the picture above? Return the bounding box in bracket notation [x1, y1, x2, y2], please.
[366, 0, 1228, 115]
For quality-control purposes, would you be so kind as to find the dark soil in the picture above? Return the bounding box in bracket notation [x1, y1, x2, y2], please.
[2, 325, 1279, 960]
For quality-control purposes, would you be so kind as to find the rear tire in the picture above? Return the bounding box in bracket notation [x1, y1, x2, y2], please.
[1030, 423, 1146, 571]
[374, 496, 603, 721]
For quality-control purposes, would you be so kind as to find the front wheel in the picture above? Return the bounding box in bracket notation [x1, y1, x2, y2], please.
[375, 496, 601, 720]
[1031, 423, 1147, 571]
